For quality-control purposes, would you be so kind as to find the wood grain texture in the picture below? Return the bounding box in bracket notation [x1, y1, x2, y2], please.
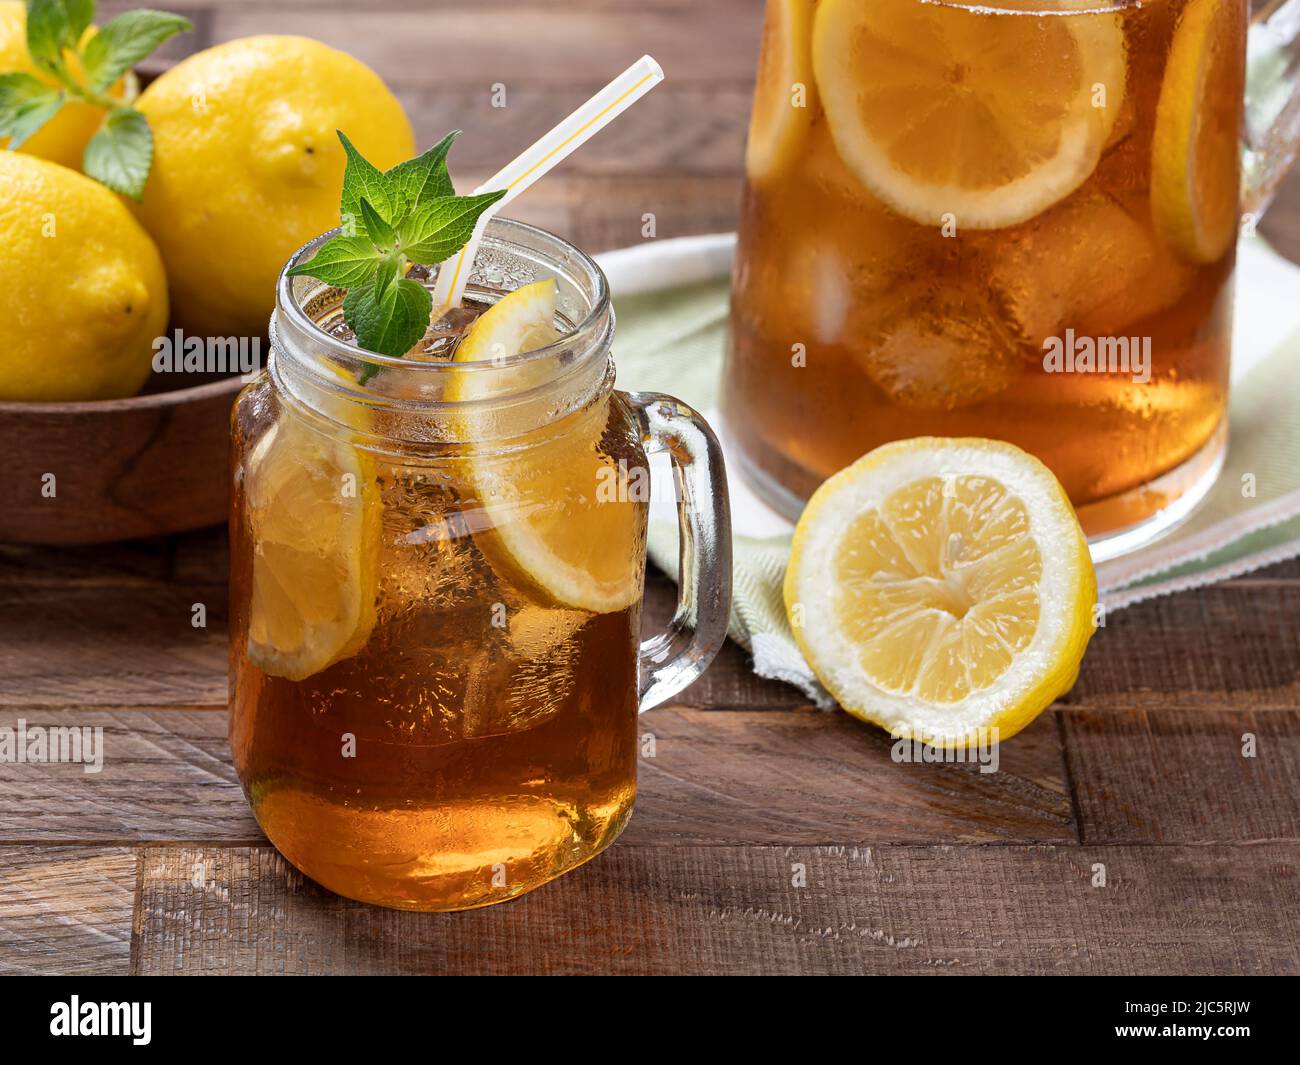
[209, 7, 763, 86]
[630, 708, 1072, 844]
[132, 842, 1300, 975]
[0, 847, 137, 975]
[4, 562, 1295, 719]
[0, 712, 251, 843]
[1060, 710, 1300, 844]
[1067, 585, 1300, 711]
[395, 84, 752, 177]
[0, 707, 1067, 845]
[666, 580, 1300, 713]
[566, 175, 743, 252]
[0, 582, 227, 709]
[0, 539, 172, 586]
[4, 0, 1299, 979]
[0, 379, 242, 546]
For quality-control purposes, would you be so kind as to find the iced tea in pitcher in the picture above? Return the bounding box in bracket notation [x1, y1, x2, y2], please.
[725, 0, 1250, 551]
[230, 220, 732, 911]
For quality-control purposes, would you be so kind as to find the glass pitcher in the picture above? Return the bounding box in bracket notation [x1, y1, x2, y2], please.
[724, 0, 1300, 560]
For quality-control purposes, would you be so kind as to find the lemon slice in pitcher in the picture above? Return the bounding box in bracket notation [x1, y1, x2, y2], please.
[745, 0, 817, 183]
[245, 413, 380, 680]
[785, 438, 1097, 746]
[449, 280, 643, 613]
[1151, 0, 1247, 264]
[811, 0, 1126, 229]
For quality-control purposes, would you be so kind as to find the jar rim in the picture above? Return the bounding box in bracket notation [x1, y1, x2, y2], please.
[275, 216, 612, 378]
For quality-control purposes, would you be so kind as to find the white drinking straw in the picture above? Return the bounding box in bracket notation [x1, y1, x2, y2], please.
[431, 54, 665, 311]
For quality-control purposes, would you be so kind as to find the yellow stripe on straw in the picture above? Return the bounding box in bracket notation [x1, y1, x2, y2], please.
[431, 55, 664, 311]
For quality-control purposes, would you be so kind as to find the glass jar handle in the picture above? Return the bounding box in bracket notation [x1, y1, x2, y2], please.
[1244, 0, 1300, 217]
[626, 392, 733, 713]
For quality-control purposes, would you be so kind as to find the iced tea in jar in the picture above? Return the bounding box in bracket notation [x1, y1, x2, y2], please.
[229, 219, 732, 911]
[726, 0, 1300, 557]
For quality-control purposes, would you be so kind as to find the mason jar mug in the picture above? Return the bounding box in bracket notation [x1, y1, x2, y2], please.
[229, 219, 732, 911]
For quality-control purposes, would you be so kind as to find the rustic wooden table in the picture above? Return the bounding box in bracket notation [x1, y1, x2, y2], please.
[3, 1, 1299, 976]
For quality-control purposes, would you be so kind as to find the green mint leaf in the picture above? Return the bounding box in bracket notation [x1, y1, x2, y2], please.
[82, 106, 152, 199]
[62, 0, 95, 44]
[25, 0, 72, 72]
[386, 130, 458, 212]
[285, 234, 381, 287]
[397, 190, 506, 264]
[372, 256, 404, 304]
[358, 196, 395, 249]
[343, 276, 432, 359]
[0, 71, 63, 148]
[338, 130, 398, 231]
[81, 10, 193, 93]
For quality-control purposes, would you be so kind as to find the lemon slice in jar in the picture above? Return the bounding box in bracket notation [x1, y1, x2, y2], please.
[1151, 0, 1247, 264]
[811, 0, 1126, 229]
[244, 410, 381, 681]
[785, 437, 1097, 746]
[745, 0, 817, 183]
[447, 280, 643, 613]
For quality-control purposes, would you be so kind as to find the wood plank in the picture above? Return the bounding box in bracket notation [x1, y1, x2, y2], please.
[1069, 584, 1300, 710]
[632, 707, 1072, 844]
[0, 846, 136, 975]
[395, 84, 751, 177]
[668, 581, 1300, 712]
[565, 174, 743, 252]
[0, 706, 1068, 844]
[209, 7, 764, 86]
[10, 550, 1291, 721]
[168, 524, 229, 585]
[0, 712, 254, 842]
[1060, 710, 1300, 844]
[0, 539, 172, 586]
[132, 842, 1300, 974]
[0, 582, 227, 709]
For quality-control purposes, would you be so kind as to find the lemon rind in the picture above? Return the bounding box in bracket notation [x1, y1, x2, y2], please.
[810, 0, 1127, 230]
[784, 438, 1096, 746]
[745, 0, 817, 184]
[449, 281, 643, 615]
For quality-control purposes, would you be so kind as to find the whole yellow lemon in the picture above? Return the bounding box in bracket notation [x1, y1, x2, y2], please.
[0, 0, 108, 170]
[135, 35, 415, 339]
[0, 153, 168, 401]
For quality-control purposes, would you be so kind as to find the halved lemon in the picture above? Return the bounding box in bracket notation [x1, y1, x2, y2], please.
[785, 438, 1097, 746]
[449, 280, 643, 613]
[245, 411, 380, 680]
[745, 0, 817, 183]
[1151, 0, 1247, 264]
[811, 0, 1126, 229]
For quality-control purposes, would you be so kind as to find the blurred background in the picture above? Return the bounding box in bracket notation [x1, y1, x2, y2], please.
[118, 0, 766, 253]
[110, 0, 1300, 260]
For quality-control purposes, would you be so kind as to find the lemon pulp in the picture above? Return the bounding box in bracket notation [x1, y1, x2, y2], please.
[745, 0, 817, 183]
[811, 0, 1126, 229]
[245, 413, 380, 681]
[1151, 0, 1248, 263]
[786, 438, 1097, 745]
[448, 281, 643, 614]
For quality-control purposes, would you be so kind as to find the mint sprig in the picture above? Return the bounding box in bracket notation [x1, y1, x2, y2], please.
[0, 1, 191, 199]
[287, 130, 506, 363]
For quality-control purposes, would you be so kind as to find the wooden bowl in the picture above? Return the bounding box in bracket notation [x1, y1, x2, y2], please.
[0, 372, 245, 545]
